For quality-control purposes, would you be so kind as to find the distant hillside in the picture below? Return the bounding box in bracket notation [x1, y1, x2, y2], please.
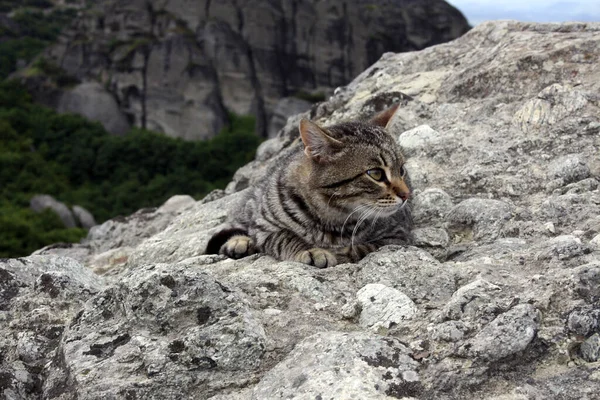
[17, 0, 470, 139]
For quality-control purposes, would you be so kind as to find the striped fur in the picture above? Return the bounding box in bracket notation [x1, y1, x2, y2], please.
[206, 106, 413, 268]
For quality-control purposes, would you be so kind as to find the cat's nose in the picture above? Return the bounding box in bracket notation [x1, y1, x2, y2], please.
[397, 191, 410, 202]
[391, 181, 410, 202]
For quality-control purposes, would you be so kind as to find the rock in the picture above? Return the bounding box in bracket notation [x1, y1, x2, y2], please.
[591, 234, 600, 250]
[567, 306, 600, 337]
[547, 155, 591, 189]
[28, 0, 469, 139]
[462, 304, 539, 362]
[57, 82, 130, 135]
[447, 198, 513, 242]
[157, 194, 196, 214]
[574, 263, 600, 304]
[355, 246, 456, 305]
[356, 283, 418, 331]
[441, 279, 502, 323]
[430, 321, 467, 342]
[581, 334, 600, 362]
[0, 256, 103, 399]
[48, 263, 267, 399]
[514, 84, 589, 134]
[251, 332, 420, 399]
[412, 188, 454, 223]
[397, 125, 443, 156]
[267, 97, 312, 138]
[413, 227, 450, 248]
[30, 194, 77, 228]
[535, 235, 587, 261]
[72, 205, 97, 229]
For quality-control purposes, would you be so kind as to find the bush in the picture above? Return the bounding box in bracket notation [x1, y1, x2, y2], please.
[0, 81, 261, 257]
[0, 7, 77, 80]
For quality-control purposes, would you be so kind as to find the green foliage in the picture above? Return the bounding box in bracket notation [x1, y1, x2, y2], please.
[0, 81, 261, 257]
[0, 203, 86, 258]
[0, 7, 77, 80]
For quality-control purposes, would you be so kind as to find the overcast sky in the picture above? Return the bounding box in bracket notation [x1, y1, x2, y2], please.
[447, 0, 600, 25]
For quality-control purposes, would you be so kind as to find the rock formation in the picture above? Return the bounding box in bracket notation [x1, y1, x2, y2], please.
[3, 21, 600, 399]
[30, 194, 97, 230]
[30, 0, 469, 138]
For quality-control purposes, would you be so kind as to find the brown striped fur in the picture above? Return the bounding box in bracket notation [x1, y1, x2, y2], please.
[206, 105, 413, 268]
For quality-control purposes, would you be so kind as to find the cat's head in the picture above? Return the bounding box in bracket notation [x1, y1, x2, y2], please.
[298, 105, 410, 219]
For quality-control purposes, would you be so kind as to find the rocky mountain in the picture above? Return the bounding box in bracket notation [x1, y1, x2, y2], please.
[26, 0, 469, 138]
[3, 20, 600, 399]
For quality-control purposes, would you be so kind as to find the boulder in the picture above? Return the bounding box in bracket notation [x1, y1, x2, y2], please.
[57, 82, 130, 135]
[72, 205, 97, 229]
[30, 194, 77, 228]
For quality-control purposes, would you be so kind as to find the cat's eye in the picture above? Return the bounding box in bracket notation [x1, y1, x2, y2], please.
[400, 165, 406, 177]
[366, 168, 385, 182]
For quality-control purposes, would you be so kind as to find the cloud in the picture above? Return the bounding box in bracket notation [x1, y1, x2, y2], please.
[447, 0, 600, 25]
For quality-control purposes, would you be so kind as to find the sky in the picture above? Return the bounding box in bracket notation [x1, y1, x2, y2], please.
[447, 0, 600, 25]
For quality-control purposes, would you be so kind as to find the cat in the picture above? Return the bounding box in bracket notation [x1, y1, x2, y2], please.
[206, 104, 413, 268]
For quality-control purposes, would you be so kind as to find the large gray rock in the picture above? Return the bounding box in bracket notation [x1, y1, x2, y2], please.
[251, 332, 420, 399]
[30, 194, 77, 228]
[72, 205, 97, 229]
[4, 21, 600, 400]
[57, 82, 130, 135]
[30, 0, 469, 139]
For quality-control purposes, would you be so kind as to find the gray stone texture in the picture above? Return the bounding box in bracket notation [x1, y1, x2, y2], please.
[3, 21, 600, 400]
[25, 0, 469, 139]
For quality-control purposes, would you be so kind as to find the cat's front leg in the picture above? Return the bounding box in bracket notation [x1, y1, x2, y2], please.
[263, 230, 337, 268]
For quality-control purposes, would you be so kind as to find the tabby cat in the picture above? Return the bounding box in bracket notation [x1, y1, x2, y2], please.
[206, 104, 413, 268]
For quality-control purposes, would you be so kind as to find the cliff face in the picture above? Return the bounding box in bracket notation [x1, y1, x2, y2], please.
[3, 21, 600, 400]
[38, 0, 469, 138]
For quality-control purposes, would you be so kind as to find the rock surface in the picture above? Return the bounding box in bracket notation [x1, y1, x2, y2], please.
[25, 0, 469, 138]
[3, 21, 600, 399]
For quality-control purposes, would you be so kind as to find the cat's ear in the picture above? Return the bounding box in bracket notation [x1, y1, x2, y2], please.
[370, 104, 399, 128]
[299, 119, 342, 163]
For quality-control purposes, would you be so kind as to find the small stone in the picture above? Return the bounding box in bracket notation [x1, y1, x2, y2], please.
[590, 234, 600, 250]
[535, 235, 586, 261]
[446, 198, 513, 242]
[402, 370, 420, 382]
[340, 301, 359, 319]
[411, 188, 453, 223]
[357, 283, 418, 330]
[263, 308, 282, 316]
[567, 307, 599, 336]
[430, 321, 467, 342]
[547, 155, 590, 186]
[413, 227, 450, 248]
[397, 125, 442, 156]
[544, 222, 556, 234]
[463, 304, 539, 362]
[581, 333, 600, 362]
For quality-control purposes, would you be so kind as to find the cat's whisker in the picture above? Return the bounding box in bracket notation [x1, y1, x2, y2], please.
[351, 206, 375, 252]
[326, 190, 340, 208]
[371, 208, 383, 229]
[341, 204, 369, 241]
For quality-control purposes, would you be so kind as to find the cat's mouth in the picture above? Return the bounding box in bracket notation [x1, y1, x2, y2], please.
[374, 198, 408, 213]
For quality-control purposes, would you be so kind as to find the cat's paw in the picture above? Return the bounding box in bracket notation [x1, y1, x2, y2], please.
[221, 235, 256, 259]
[295, 248, 337, 268]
